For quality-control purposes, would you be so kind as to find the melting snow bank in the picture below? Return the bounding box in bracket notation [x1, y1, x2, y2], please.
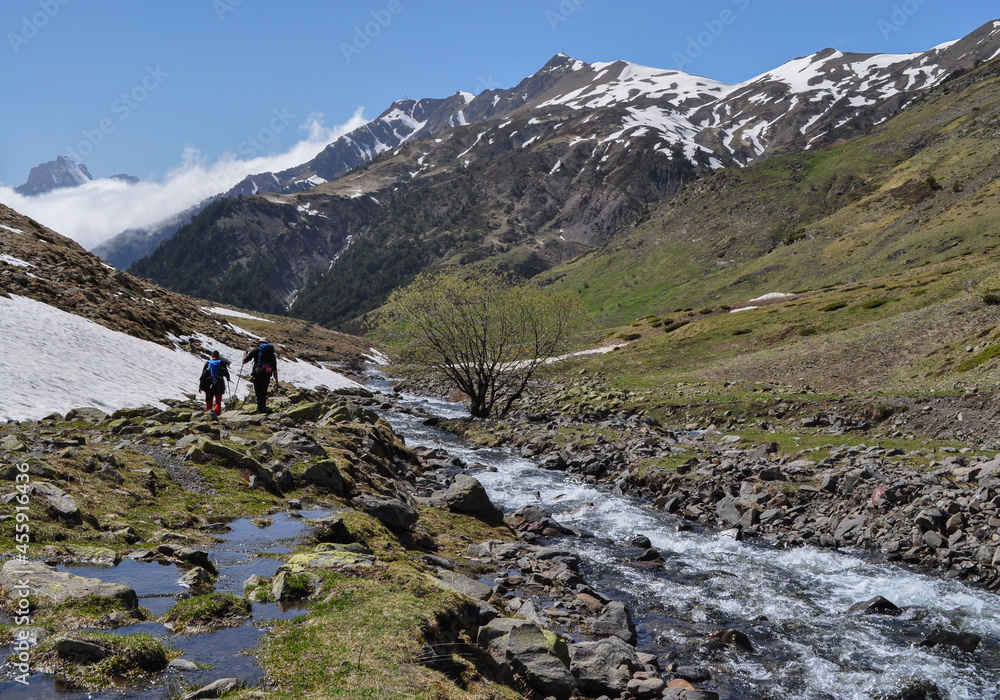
[0, 295, 359, 422]
[201, 306, 274, 323]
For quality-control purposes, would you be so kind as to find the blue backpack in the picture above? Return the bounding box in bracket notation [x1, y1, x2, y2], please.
[208, 359, 222, 380]
[256, 344, 274, 375]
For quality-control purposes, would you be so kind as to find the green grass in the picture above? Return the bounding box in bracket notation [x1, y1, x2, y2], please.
[257, 567, 519, 700]
[160, 593, 252, 633]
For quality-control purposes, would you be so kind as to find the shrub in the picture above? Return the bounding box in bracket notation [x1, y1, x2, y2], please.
[822, 302, 848, 312]
[983, 292, 1000, 306]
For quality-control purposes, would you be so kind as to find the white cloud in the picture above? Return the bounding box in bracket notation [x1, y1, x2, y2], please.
[0, 109, 367, 250]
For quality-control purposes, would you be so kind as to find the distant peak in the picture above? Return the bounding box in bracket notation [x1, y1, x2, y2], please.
[541, 53, 587, 72]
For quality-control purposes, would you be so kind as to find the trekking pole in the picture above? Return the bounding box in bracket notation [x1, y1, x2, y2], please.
[229, 360, 243, 409]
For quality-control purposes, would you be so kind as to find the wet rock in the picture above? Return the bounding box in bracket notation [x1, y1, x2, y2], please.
[919, 628, 981, 653]
[168, 658, 198, 671]
[443, 474, 504, 525]
[179, 567, 215, 590]
[2, 560, 138, 611]
[589, 600, 637, 645]
[627, 534, 652, 549]
[569, 635, 641, 695]
[271, 569, 316, 601]
[674, 666, 712, 682]
[847, 596, 902, 616]
[352, 494, 418, 532]
[174, 548, 217, 575]
[637, 547, 663, 562]
[181, 677, 244, 699]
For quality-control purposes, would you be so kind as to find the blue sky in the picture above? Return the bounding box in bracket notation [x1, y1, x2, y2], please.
[2, 0, 998, 246]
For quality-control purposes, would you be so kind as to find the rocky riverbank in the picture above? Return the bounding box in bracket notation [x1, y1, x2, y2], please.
[1, 383, 743, 699]
[423, 379, 1000, 598]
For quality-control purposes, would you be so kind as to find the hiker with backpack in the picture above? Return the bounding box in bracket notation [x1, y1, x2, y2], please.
[198, 350, 231, 415]
[242, 339, 279, 413]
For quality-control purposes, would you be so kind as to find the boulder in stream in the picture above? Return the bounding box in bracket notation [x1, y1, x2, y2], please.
[589, 600, 637, 645]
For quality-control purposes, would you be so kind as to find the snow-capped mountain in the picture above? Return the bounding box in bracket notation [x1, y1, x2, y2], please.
[123, 20, 1000, 325]
[15, 156, 93, 196]
[244, 18, 1000, 187]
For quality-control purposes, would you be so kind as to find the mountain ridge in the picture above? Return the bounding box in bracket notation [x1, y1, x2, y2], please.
[125, 20, 1000, 328]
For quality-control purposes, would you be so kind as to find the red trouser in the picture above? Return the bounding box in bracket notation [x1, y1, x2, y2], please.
[205, 394, 223, 415]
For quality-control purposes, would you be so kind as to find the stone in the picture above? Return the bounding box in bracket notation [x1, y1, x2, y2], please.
[589, 601, 636, 645]
[181, 677, 244, 700]
[174, 548, 218, 575]
[923, 530, 944, 549]
[920, 628, 981, 653]
[287, 551, 376, 569]
[285, 402, 326, 423]
[311, 514, 353, 543]
[834, 514, 866, 543]
[715, 495, 743, 527]
[302, 460, 345, 495]
[29, 482, 81, 522]
[432, 569, 494, 601]
[352, 494, 418, 532]
[63, 543, 120, 565]
[179, 567, 215, 590]
[53, 636, 109, 663]
[168, 658, 198, 671]
[0, 435, 26, 452]
[271, 569, 315, 601]
[846, 596, 902, 616]
[519, 599, 554, 628]
[1, 561, 138, 611]
[569, 636, 641, 695]
[482, 619, 576, 699]
[663, 690, 721, 700]
[64, 407, 108, 424]
[627, 675, 667, 698]
[442, 474, 504, 525]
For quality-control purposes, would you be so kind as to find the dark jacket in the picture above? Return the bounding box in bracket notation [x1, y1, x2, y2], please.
[199, 358, 231, 395]
[243, 342, 278, 380]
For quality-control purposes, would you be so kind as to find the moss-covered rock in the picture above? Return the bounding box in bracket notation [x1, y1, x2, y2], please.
[33, 632, 169, 689]
[160, 593, 252, 634]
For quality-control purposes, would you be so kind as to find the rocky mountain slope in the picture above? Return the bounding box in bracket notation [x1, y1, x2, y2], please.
[126, 21, 1000, 327]
[14, 156, 93, 196]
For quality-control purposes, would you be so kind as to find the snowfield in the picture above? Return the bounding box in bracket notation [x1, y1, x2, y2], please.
[1, 295, 360, 422]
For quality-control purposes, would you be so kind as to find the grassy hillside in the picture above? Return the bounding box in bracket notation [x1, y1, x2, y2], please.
[531, 58, 1000, 402]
